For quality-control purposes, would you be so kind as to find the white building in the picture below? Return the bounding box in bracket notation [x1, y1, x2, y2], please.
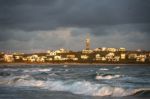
[105, 53, 115, 61]
[27, 55, 39, 62]
[128, 54, 137, 59]
[4, 54, 14, 62]
[102, 47, 107, 51]
[101, 57, 106, 61]
[107, 48, 117, 52]
[94, 48, 101, 52]
[121, 53, 126, 59]
[113, 56, 120, 62]
[95, 54, 101, 60]
[136, 55, 146, 62]
[47, 51, 56, 56]
[55, 48, 68, 54]
[82, 49, 93, 54]
[54, 55, 62, 61]
[119, 48, 126, 52]
[81, 55, 89, 60]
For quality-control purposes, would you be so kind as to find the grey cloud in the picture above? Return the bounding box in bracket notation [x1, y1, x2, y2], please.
[0, 27, 149, 51]
[0, 29, 36, 41]
[91, 24, 150, 36]
[0, 0, 150, 31]
[0, 0, 150, 50]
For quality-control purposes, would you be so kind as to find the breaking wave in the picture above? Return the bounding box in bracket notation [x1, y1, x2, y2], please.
[0, 75, 149, 97]
[95, 74, 121, 80]
[99, 68, 109, 71]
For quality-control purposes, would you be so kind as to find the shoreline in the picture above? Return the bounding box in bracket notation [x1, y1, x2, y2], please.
[0, 62, 150, 68]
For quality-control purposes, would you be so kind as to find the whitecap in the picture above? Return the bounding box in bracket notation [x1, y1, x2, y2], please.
[65, 69, 69, 72]
[0, 76, 148, 97]
[38, 68, 52, 72]
[42, 80, 147, 97]
[0, 74, 33, 85]
[99, 68, 109, 71]
[114, 67, 120, 69]
[23, 68, 52, 73]
[95, 75, 121, 80]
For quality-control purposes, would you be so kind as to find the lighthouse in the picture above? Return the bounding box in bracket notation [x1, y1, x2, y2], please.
[85, 33, 90, 50]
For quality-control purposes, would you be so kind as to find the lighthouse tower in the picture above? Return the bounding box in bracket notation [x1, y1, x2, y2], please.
[85, 33, 90, 50]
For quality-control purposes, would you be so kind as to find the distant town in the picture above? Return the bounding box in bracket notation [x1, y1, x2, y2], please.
[0, 34, 150, 64]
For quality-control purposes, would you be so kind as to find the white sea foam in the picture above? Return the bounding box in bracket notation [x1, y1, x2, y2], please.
[0, 74, 32, 85]
[18, 79, 146, 97]
[95, 75, 121, 80]
[99, 68, 109, 71]
[114, 67, 120, 69]
[0, 75, 146, 97]
[65, 69, 69, 72]
[2, 68, 19, 72]
[23, 68, 52, 73]
[38, 68, 52, 72]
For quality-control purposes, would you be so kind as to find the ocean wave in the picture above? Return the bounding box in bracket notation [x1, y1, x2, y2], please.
[23, 68, 52, 73]
[0, 76, 149, 97]
[114, 66, 120, 69]
[133, 89, 150, 97]
[99, 68, 109, 71]
[48, 73, 58, 77]
[95, 74, 121, 80]
[0, 72, 11, 76]
[2, 68, 20, 72]
[0, 74, 32, 85]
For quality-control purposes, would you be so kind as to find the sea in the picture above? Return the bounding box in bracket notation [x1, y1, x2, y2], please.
[0, 64, 150, 99]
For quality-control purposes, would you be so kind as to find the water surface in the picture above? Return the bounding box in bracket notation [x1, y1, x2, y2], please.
[0, 64, 150, 99]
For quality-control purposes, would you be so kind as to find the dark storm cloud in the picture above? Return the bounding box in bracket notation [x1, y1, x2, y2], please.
[0, 0, 150, 50]
[0, 0, 150, 31]
[91, 23, 150, 36]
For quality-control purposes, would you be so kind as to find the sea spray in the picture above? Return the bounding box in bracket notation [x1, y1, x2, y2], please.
[0, 75, 148, 97]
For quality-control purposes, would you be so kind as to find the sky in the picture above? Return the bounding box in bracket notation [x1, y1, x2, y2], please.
[0, 0, 150, 52]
